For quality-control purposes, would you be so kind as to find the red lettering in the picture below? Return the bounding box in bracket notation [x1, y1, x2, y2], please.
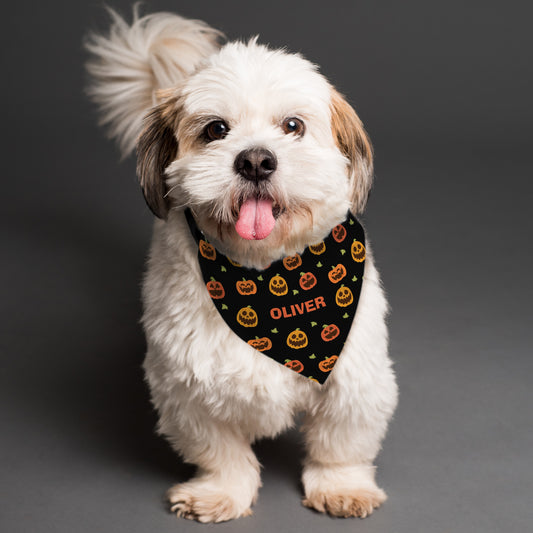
[270, 308, 282, 320]
[282, 306, 292, 318]
[271, 297, 326, 320]
[315, 296, 326, 309]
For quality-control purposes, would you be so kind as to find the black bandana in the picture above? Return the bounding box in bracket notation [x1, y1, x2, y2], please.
[186, 210, 366, 384]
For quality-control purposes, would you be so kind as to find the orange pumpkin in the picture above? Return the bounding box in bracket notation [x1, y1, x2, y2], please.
[332, 224, 347, 243]
[299, 272, 317, 290]
[335, 285, 354, 307]
[328, 264, 347, 283]
[283, 253, 302, 270]
[206, 279, 225, 299]
[227, 257, 242, 267]
[284, 359, 304, 373]
[247, 337, 272, 352]
[236, 307, 258, 327]
[286, 329, 308, 349]
[236, 279, 257, 295]
[321, 324, 340, 342]
[309, 242, 326, 255]
[199, 239, 216, 260]
[269, 274, 288, 296]
[351, 240, 366, 262]
[318, 355, 338, 372]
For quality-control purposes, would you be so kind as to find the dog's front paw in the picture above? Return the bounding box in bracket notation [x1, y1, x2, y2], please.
[303, 487, 386, 518]
[167, 480, 254, 523]
[302, 463, 387, 518]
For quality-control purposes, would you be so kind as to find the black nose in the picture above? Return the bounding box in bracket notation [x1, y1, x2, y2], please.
[234, 148, 277, 182]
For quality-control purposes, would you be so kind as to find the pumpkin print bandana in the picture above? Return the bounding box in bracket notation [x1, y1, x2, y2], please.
[185, 209, 366, 384]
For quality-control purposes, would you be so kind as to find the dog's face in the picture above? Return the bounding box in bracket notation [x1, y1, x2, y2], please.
[137, 41, 373, 268]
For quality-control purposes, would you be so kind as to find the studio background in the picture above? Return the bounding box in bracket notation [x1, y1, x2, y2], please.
[2, 1, 531, 532]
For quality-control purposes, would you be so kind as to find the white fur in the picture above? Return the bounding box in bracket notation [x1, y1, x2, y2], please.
[86, 8, 398, 523]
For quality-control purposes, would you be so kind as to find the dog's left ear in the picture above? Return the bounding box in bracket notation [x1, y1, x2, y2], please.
[136, 96, 180, 219]
[330, 88, 374, 214]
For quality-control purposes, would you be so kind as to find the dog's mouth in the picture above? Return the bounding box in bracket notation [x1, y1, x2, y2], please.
[234, 196, 282, 241]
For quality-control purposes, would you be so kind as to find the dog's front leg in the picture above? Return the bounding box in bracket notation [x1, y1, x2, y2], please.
[301, 373, 396, 518]
[166, 415, 261, 523]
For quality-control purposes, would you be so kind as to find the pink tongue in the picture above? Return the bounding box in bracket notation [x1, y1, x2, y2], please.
[235, 198, 275, 240]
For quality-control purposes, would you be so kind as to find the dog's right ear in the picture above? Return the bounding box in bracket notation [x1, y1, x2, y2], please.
[136, 97, 179, 219]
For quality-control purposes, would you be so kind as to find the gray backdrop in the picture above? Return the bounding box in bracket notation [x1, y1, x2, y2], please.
[2, 1, 532, 532]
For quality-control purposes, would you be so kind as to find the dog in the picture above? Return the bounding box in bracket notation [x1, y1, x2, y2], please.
[85, 7, 398, 523]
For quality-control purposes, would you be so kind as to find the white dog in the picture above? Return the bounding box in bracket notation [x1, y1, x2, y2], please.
[86, 8, 398, 523]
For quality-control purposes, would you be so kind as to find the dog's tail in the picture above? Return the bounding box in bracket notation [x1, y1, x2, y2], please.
[85, 7, 223, 156]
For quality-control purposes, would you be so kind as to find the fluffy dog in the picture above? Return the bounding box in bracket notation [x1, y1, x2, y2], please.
[86, 8, 398, 523]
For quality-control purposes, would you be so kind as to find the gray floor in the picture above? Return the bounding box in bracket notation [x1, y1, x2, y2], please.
[2, 1, 532, 532]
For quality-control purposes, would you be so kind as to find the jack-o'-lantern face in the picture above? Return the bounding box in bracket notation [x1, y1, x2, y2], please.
[284, 360, 304, 373]
[247, 337, 272, 352]
[321, 324, 340, 342]
[236, 307, 258, 327]
[269, 274, 288, 296]
[299, 272, 317, 290]
[309, 242, 326, 255]
[318, 355, 338, 372]
[282, 254, 302, 270]
[328, 264, 347, 283]
[199, 239, 216, 260]
[332, 224, 347, 243]
[286, 329, 308, 349]
[236, 279, 257, 295]
[351, 240, 366, 262]
[335, 286, 354, 307]
[206, 279, 225, 299]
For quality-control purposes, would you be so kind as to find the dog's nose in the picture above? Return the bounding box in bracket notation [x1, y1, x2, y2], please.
[234, 148, 277, 182]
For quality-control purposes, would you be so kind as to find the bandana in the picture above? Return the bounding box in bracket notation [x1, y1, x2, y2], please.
[185, 209, 366, 384]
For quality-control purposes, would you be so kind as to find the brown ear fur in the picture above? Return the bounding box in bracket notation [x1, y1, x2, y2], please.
[330, 88, 374, 214]
[136, 98, 179, 219]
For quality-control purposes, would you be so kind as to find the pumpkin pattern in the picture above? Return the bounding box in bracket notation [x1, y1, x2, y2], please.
[185, 208, 365, 385]
[284, 360, 304, 373]
[328, 264, 347, 283]
[206, 279, 225, 299]
[283, 254, 302, 270]
[286, 329, 309, 349]
[299, 272, 317, 290]
[236, 279, 257, 295]
[309, 242, 326, 255]
[269, 274, 288, 296]
[332, 224, 347, 243]
[236, 307, 258, 327]
[335, 286, 354, 307]
[318, 355, 338, 372]
[321, 324, 340, 342]
[199, 239, 216, 260]
[248, 337, 272, 351]
[351, 240, 366, 262]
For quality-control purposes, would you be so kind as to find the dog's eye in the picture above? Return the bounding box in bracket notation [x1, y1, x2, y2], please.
[281, 117, 305, 136]
[204, 120, 230, 142]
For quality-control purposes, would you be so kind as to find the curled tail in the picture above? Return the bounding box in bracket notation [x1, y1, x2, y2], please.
[85, 7, 223, 155]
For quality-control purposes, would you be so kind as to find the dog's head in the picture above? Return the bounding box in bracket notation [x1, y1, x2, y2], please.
[137, 40, 372, 268]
